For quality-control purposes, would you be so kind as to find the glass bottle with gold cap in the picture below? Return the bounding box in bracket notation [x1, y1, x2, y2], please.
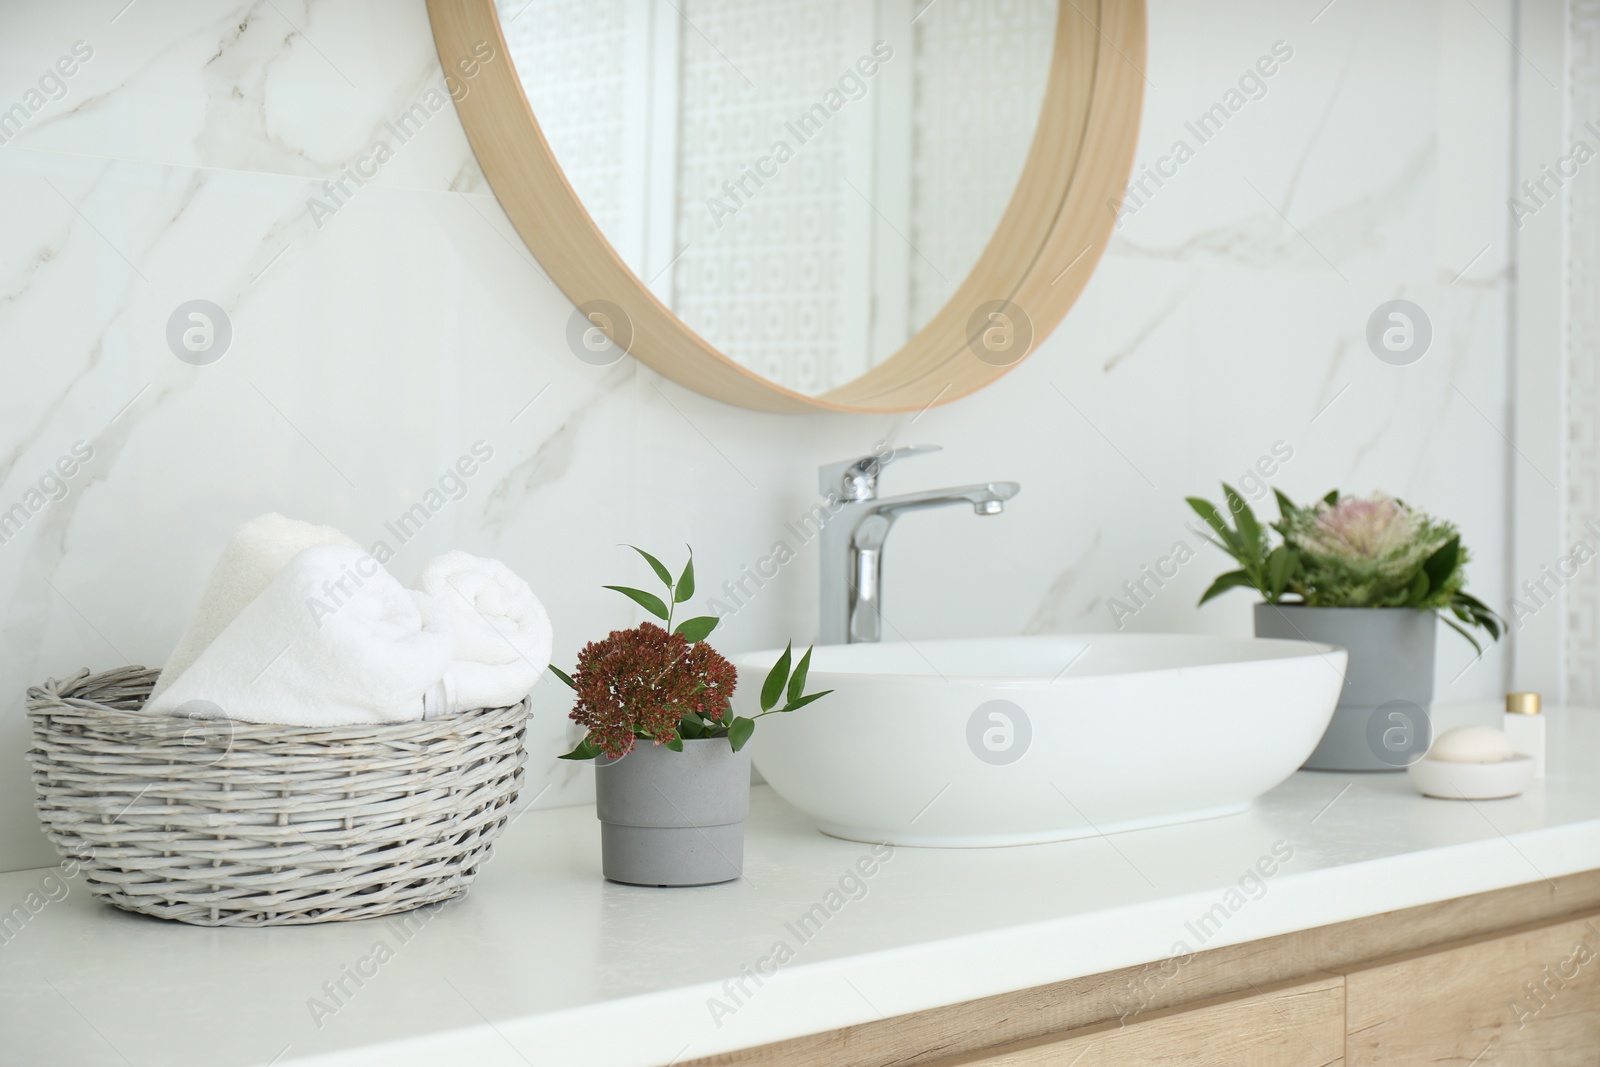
[1503, 691, 1544, 778]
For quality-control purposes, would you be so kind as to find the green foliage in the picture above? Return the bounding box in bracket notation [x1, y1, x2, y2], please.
[673, 616, 719, 642]
[603, 585, 669, 621]
[557, 734, 601, 760]
[608, 545, 716, 640]
[1187, 486, 1502, 652]
[727, 642, 833, 753]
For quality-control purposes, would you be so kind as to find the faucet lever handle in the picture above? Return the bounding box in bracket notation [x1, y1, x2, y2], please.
[819, 444, 941, 501]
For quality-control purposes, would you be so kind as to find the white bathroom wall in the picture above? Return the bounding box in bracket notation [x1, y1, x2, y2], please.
[0, 0, 1517, 872]
[1568, 0, 1600, 703]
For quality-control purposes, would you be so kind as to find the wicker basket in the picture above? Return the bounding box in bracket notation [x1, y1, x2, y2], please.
[26, 666, 530, 927]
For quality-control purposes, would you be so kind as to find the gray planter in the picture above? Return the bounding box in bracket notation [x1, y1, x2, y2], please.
[594, 737, 751, 886]
[1254, 604, 1436, 772]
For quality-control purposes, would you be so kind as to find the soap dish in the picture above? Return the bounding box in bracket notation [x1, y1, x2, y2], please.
[1408, 755, 1534, 800]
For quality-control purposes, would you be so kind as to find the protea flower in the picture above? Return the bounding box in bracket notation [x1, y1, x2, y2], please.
[1283, 492, 1460, 606]
[1295, 493, 1422, 563]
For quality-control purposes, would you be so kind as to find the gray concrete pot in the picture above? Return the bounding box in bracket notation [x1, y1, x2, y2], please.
[594, 737, 751, 887]
[1254, 604, 1436, 773]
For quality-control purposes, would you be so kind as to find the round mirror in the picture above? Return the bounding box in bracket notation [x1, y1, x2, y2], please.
[429, 0, 1145, 412]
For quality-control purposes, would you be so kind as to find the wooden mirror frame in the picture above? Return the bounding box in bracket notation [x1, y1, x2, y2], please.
[427, 0, 1146, 413]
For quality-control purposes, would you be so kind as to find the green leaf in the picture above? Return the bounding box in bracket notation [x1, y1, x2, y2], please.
[1323, 489, 1340, 506]
[761, 643, 792, 713]
[675, 551, 695, 603]
[679, 714, 705, 739]
[1441, 616, 1485, 657]
[1186, 496, 1240, 554]
[674, 615, 719, 643]
[625, 545, 674, 589]
[1265, 545, 1297, 600]
[663, 736, 684, 752]
[1222, 484, 1262, 556]
[1273, 488, 1299, 522]
[1454, 593, 1502, 641]
[775, 689, 832, 714]
[1197, 569, 1256, 606]
[1421, 536, 1460, 596]
[604, 585, 669, 620]
[558, 736, 602, 760]
[787, 646, 813, 705]
[547, 664, 575, 689]
[727, 716, 756, 752]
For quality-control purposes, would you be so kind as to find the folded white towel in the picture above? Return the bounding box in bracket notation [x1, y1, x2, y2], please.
[413, 551, 552, 713]
[152, 513, 360, 699]
[146, 545, 453, 726]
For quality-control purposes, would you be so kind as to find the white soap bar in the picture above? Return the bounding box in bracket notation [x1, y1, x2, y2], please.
[1428, 725, 1516, 764]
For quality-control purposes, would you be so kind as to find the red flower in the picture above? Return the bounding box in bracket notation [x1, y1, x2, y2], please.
[569, 622, 738, 758]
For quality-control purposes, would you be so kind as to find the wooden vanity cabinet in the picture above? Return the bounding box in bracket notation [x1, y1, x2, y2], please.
[685, 872, 1600, 1067]
[940, 976, 1345, 1066]
[1343, 912, 1600, 1066]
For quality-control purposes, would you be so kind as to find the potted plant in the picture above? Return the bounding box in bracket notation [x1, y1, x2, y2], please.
[1188, 487, 1502, 772]
[550, 546, 831, 886]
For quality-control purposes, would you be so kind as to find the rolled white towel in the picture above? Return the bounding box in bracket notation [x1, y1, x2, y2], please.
[152, 513, 359, 699]
[146, 545, 452, 726]
[413, 551, 552, 713]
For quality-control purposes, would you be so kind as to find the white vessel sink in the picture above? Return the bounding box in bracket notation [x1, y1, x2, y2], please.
[735, 634, 1345, 847]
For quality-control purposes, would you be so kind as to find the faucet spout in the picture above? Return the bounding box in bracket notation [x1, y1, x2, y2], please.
[818, 465, 1020, 645]
[850, 482, 1020, 552]
[870, 481, 1019, 518]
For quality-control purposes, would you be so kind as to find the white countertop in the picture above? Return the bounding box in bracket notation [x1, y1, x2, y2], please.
[3, 702, 1597, 1067]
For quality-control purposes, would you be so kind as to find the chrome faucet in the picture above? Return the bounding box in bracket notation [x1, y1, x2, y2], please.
[818, 446, 1019, 644]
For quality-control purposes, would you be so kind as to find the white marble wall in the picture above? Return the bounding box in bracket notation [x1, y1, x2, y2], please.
[0, 0, 1516, 872]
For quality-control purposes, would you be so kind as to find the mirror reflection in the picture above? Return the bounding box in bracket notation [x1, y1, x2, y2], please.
[498, 0, 1057, 395]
